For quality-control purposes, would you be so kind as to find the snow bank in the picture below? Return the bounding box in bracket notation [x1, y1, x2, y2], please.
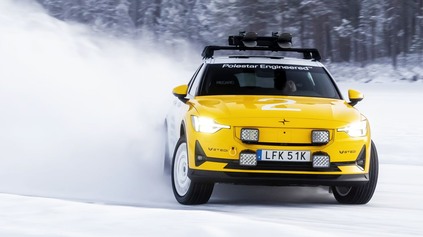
[327, 56, 423, 83]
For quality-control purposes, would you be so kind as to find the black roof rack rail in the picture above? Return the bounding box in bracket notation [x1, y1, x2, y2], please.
[201, 32, 321, 61]
[201, 46, 321, 61]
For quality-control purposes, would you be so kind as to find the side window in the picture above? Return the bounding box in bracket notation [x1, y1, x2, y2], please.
[187, 64, 204, 96]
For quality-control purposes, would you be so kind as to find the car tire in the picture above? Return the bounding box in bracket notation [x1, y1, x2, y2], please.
[171, 137, 214, 205]
[332, 140, 379, 204]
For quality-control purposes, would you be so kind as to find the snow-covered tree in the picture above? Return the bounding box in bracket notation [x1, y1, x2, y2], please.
[35, 0, 423, 64]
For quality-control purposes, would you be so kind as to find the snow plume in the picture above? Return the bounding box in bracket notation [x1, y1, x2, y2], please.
[0, 0, 194, 204]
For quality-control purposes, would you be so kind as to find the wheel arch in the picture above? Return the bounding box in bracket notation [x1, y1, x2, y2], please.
[180, 122, 186, 138]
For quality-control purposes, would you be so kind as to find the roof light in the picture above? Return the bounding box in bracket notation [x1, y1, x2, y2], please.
[241, 32, 258, 47]
[203, 32, 321, 60]
[277, 33, 292, 48]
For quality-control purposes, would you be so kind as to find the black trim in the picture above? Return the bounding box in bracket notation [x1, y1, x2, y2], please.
[189, 169, 369, 186]
[204, 157, 235, 164]
[195, 140, 207, 166]
[356, 145, 367, 169]
[224, 160, 341, 172]
[228, 55, 284, 59]
[241, 141, 323, 146]
[202, 46, 321, 61]
[204, 156, 355, 167]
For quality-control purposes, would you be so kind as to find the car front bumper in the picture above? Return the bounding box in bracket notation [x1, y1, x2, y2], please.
[189, 169, 369, 186]
[187, 137, 371, 187]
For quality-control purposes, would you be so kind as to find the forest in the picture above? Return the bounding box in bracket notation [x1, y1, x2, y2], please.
[36, 0, 423, 68]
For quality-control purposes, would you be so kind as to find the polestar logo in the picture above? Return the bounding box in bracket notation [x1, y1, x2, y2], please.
[279, 119, 289, 125]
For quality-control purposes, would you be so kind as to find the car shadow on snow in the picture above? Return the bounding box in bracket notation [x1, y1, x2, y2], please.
[207, 183, 337, 206]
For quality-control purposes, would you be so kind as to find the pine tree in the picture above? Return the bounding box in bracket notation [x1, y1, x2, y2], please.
[35, 0, 422, 66]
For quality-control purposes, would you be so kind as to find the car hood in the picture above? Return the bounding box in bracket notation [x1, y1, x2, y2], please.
[190, 95, 362, 128]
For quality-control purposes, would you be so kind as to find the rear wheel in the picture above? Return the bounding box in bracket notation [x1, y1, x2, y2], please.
[171, 137, 214, 205]
[333, 141, 379, 204]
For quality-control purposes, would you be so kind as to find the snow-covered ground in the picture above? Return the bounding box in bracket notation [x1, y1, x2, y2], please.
[2, 82, 423, 237]
[1, 1, 422, 236]
[1, 163, 422, 237]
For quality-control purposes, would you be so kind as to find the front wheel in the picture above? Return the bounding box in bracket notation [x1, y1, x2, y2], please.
[332, 141, 379, 204]
[171, 137, 214, 205]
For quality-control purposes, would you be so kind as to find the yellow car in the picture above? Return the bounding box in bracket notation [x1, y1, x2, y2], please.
[164, 33, 378, 205]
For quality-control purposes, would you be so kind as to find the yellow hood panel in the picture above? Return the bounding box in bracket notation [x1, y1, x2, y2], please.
[191, 95, 360, 128]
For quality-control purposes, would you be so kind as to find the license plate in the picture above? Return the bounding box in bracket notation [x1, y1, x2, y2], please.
[257, 150, 310, 162]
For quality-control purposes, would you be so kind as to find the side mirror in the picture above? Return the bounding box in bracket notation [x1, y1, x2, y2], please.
[348, 89, 364, 106]
[172, 84, 188, 103]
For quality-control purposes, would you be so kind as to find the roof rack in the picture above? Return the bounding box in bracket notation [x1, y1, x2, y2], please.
[201, 32, 321, 61]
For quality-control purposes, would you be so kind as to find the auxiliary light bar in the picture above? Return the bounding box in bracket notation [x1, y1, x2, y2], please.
[202, 32, 321, 61]
[229, 31, 293, 48]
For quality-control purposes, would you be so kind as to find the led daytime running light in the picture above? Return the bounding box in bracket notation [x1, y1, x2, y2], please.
[191, 116, 230, 134]
[338, 119, 367, 137]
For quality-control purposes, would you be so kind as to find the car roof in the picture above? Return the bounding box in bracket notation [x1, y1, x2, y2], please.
[205, 56, 324, 67]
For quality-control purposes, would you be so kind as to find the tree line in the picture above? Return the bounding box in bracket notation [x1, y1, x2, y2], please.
[37, 0, 423, 67]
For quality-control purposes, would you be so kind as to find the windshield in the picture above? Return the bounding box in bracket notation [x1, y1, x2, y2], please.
[199, 63, 341, 99]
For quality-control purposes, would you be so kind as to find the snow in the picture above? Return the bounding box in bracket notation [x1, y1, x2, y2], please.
[327, 60, 423, 83]
[1, 163, 422, 236]
[0, 0, 423, 236]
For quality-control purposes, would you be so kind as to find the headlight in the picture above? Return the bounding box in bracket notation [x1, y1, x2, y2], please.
[337, 119, 367, 137]
[191, 116, 230, 133]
